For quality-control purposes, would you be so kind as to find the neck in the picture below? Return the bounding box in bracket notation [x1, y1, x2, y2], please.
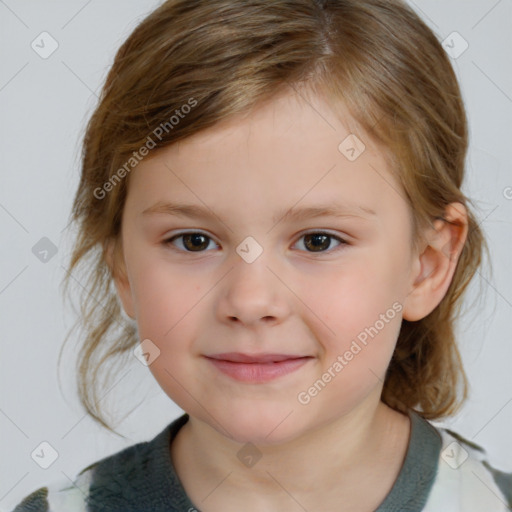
[171, 397, 411, 508]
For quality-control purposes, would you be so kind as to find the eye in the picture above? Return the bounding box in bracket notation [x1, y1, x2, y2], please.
[293, 231, 347, 253]
[164, 232, 218, 252]
[163, 230, 348, 254]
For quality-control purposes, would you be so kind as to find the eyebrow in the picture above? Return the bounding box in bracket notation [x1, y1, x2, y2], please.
[141, 201, 377, 224]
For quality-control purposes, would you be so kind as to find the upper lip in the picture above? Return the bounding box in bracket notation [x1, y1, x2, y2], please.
[205, 353, 311, 363]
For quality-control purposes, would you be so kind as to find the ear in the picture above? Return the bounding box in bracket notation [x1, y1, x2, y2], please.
[104, 238, 136, 320]
[402, 202, 468, 322]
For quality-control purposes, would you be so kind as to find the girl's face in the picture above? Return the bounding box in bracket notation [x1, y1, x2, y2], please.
[115, 89, 420, 444]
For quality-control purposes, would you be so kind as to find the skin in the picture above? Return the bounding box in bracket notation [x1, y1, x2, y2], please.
[108, 87, 468, 511]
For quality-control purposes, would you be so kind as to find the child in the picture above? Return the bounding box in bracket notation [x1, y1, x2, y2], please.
[12, 0, 511, 510]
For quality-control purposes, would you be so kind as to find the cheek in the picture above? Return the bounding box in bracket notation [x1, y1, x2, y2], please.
[297, 269, 403, 412]
[130, 255, 196, 335]
[302, 258, 403, 337]
[130, 260, 205, 408]
[295, 255, 404, 388]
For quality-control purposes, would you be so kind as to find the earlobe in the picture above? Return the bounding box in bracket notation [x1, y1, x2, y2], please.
[104, 238, 136, 320]
[402, 203, 468, 322]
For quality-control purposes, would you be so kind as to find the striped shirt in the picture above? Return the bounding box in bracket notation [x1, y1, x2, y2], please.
[11, 412, 512, 511]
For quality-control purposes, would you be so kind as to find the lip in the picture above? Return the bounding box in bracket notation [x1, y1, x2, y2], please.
[207, 352, 307, 363]
[204, 353, 313, 383]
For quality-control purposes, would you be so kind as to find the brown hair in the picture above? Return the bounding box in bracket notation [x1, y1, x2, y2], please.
[61, 0, 489, 434]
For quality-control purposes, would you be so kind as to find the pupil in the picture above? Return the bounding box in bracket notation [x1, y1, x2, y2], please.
[185, 234, 208, 251]
[306, 234, 329, 251]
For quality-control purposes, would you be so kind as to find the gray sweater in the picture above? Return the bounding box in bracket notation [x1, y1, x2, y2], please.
[11, 411, 512, 511]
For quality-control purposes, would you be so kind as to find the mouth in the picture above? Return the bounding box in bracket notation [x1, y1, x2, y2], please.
[204, 353, 313, 383]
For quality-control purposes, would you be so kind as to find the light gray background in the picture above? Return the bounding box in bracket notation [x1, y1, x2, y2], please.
[1, 1, 511, 509]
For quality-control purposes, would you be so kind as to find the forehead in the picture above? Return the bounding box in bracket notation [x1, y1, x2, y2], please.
[169, 88, 374, 161]
[126, 88, 407, 225]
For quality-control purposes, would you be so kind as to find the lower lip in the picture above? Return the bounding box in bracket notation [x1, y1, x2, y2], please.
[206, 357, 311, 383]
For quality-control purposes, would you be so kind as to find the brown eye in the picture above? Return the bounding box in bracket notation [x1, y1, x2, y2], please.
[304, 233, 330, 252]
[165, 232, 216, 252]
[182, 233, 210, 251]
[164, 231, 347, 255]
[295, 232, 346, 253]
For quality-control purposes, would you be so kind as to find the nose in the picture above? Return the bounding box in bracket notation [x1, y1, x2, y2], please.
[216, 256, 291, 328]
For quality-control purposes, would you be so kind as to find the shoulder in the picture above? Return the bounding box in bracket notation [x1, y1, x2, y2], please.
[11, 467, 94, 512]
[10, 431, 161, 512]
[423, 425, 512, 512]
[10, 416, 189, 512]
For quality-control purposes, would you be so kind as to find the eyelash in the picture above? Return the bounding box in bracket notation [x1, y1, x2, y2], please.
[162, 230, 348, 255]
